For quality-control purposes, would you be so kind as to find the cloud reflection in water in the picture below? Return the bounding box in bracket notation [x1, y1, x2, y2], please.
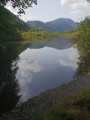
[16, 46, 79, 103]
[60, 48, 79, 70]
[16, 57, 43, 102]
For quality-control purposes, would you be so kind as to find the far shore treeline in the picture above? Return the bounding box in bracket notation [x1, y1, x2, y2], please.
[0, 5, 90, 56]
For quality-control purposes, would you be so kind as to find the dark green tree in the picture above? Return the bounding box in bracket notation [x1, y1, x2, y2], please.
[0, 0, 37, 14]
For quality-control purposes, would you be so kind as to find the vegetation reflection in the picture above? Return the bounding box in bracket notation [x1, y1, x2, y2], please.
[0, 43, 30, 115]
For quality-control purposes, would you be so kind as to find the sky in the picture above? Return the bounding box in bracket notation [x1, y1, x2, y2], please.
[6, 0, 90, 22]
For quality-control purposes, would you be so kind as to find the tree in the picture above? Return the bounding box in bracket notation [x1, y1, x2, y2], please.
[0, 0, 37, 14]
[87, 0, 90, 3]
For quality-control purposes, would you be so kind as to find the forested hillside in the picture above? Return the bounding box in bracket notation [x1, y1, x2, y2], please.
[0, 6, 31, 41]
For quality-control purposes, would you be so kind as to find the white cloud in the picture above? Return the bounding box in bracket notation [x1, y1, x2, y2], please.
[5, 2, 37, 22]
[17, 70, 32, 102]
[18, 58, 43, 73]
[5, 2, 18, 15]
[16, 58, 43, 102]
[61, 0, 79, 5]
[61, 0, 90, 15]
[20, 13, 37, 22]
[60, 51, 79, 70]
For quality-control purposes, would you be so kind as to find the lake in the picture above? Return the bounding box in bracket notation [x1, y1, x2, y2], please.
[0, 37, 82, 115]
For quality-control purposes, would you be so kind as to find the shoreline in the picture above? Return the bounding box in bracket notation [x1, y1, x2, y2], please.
[1, 75, 90, 120]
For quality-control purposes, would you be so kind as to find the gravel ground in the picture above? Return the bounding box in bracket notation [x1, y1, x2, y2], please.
[0, 75, 90, 120]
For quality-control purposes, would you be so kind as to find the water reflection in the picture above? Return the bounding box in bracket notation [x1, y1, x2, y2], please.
[0, 37, 89, 115]
[0, 44, 29, 115]
[17, 44, 79, 103]
[74, 53, 90, 78]
[60, 48, 79, 70]
[30, 37, 73, 50]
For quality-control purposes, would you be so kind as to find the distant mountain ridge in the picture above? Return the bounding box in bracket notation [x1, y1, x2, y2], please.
[27, 21, 54, 31]
[27, 18, 77, 32]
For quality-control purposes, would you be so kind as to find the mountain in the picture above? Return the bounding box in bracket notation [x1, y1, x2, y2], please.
[27, 21, 53, 31]
[46, 18, 77, 32]
[0, 6, 31, 41]
[27, 18, 77, 32]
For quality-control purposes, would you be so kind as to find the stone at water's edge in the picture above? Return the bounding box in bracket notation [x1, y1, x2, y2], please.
[0, 75, 90, 120]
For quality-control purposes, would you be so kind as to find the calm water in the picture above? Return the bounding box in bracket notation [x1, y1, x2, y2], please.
[0, 37, 80, 115]
[17, 46, 79, 103]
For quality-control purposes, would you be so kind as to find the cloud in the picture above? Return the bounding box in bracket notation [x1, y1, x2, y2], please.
[60, 50, 79, 70]
[16, 70, 32, 102]
[16, 58, 43, 102]
[5, 2, 37, 22]
[18, 58, 43, 73]
[61, 0, 78, 5]
[61, 0, 90, 15]
[20, 13, 37, 22]
[5, 2, 18, 15]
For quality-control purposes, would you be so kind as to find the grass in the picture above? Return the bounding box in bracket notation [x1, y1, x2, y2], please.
[21, 30, 61, 40]
[60, 31, 79, 39]
[34, 89, 90, 120]
[59, 30, 79, 44]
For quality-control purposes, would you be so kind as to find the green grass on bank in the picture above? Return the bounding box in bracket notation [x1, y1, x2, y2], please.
[35, 89, 90, 120]
[60, 31, 79, 39]
[21, 30, 60, 40]
[59, 31, 79, 43]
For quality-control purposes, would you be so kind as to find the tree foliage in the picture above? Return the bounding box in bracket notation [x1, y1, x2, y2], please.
[0, 5, 31, 41]
[0, 0, 37, 14]
[78, 17, 90, 55]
